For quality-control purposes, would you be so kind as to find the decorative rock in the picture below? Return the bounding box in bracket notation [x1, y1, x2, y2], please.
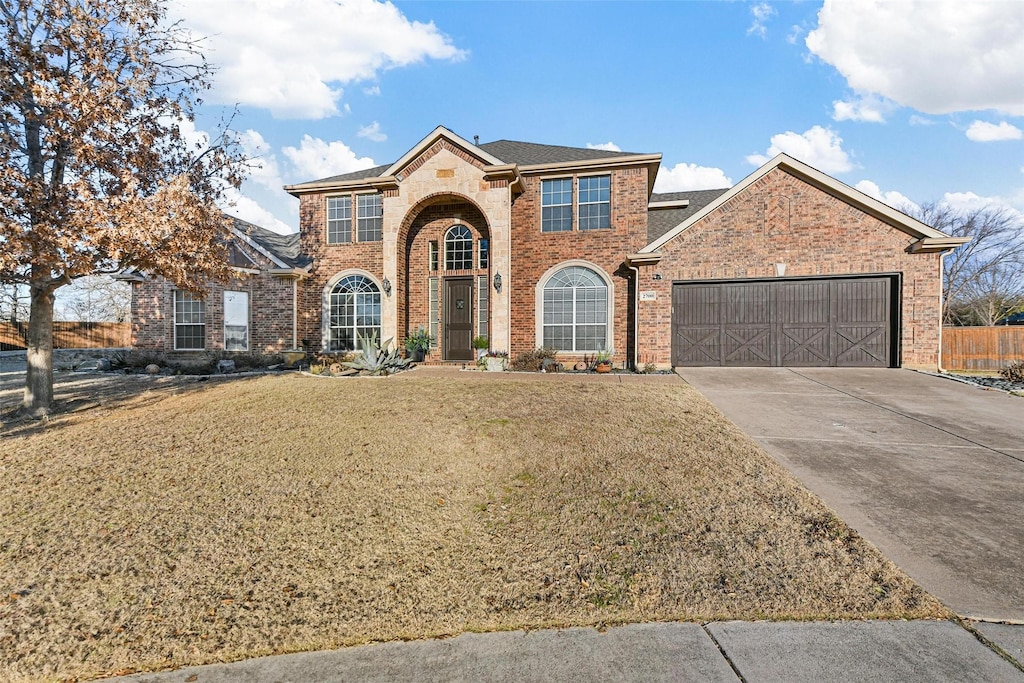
[145, 363, 161, 375]
[216, 359, 236, 374]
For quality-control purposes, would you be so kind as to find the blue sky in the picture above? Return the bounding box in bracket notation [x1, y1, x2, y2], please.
[174, 0, 1024, 235]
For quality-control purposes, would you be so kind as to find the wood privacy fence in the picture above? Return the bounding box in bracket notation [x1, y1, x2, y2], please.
[942, 326, 1024, 372]
[0, 321, 131, 351]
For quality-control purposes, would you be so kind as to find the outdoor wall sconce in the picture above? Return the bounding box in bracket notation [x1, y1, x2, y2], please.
[493, 272, 502, 293]
[653, 273, 663, 280]
[382, 276, 392, 297]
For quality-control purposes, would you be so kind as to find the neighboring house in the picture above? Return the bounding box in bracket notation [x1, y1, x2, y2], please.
[129, 125, 967, 369]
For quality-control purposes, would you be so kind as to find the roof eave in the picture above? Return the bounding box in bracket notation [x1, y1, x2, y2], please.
[517, 153, 662, 175]
[384, 125, 505, 178]
[625, 252, 663, 267]
[284, 175, 399, 197]
[908, 236, 971, 253]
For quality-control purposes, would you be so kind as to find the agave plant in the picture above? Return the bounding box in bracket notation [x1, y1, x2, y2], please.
[342, 332, 413, 376]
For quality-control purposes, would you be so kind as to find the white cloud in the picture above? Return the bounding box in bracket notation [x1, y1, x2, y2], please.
[238, 129, 284, 190]
[908, 115, 936, 127]
[746, 125, 854, 174]
[282, 135, 377, 180]
[940, 191, 1022, 217]
[655, 163, 733, 192]
[747, 2, 776, 38]
[170, 0, 466, 119]
[357, 121, 388, 142]
[363, 85, 381, 96]
[586, 141, 621, 152]
[806, 1, 1024, 115]
[222, 190, 294, 234]
[854, 180, 919, 212]
[832, 94, 890, 123]
[786, 25, 804, 45]
[965, 120, 1023, 142]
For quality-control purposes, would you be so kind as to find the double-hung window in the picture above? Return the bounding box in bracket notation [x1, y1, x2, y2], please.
[327, 196, 352, 244]
[357, 194, 383, 242]
[578, 175, 611, 230]
[541, 178, 573, 232]
[174, 290, 206, 350]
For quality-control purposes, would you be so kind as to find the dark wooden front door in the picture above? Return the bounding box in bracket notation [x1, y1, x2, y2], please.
[672, 276, 895, 367]
[444, 277, 474, 360]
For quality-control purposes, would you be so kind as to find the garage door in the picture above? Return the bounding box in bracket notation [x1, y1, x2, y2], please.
[671, 276, 895, 367]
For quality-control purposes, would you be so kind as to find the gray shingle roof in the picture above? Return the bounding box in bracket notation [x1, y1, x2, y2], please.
[300, 163, 392, 186]
[647, 189, 730, 243]
[232, 217, 310, 269]
[477, 140, 645, 166]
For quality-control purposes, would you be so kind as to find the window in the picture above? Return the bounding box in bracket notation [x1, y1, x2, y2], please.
[578, 175, 611, 230]
[542, 266, 607, 351]
[428, 277, 439, 348]
[357, 194, 382, 242]
[429, 240, 439, 271]
[478, 275, 489, 340]
[327, 196, 352, 244]
[478, 238, 489, 269]
[541, 178, 573, 232]
[174, 290, 205, 350]
[224, 291, 249, 351]
[445, 225, 473, 270]
[328, 275, 381, 351]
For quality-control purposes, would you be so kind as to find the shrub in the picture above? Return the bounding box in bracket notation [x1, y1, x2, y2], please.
[109, 349, 165, 371]
[999, 360, 1024, 383]
[510, 347, 557, 372]
[643, 362, 658, 374]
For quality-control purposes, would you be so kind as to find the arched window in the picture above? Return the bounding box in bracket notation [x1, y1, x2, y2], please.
[445, 225, 473, 271]
[542, 266, 608, 351]
[328, 275, 381, 351]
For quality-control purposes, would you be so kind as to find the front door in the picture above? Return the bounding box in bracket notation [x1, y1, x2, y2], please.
[444, 277, 474, 360]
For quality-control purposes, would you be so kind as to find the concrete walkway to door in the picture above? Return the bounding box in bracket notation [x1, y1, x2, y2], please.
[676, 367, 1024, 624]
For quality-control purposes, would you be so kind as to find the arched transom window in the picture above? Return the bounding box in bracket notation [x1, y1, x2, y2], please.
[329, 275, 381, 351]
[445, 225, 473, 271]
[542, 266, 608, 351]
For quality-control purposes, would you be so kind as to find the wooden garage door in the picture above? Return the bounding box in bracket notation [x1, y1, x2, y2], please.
[672, 276, 894, 367]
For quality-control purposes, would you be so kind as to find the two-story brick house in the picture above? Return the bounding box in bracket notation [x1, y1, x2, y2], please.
[129, 125, 966, 369]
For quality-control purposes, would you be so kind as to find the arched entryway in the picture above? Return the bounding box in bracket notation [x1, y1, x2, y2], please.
[398, 195, 492, 361]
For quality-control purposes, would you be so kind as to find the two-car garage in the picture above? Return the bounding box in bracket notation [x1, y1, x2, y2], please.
[671, 275, 898, 367]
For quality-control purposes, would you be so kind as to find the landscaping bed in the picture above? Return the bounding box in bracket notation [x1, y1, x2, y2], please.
[0, 374, 946, 681]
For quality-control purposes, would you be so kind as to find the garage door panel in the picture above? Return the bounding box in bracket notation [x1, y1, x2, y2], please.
[672, 276, 894, 367]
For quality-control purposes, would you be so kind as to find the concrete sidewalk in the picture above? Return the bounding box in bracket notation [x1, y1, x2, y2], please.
[111, 620, 1022, 682]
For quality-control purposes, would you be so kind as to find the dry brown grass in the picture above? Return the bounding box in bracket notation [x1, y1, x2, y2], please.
[0, 373, 946, 681]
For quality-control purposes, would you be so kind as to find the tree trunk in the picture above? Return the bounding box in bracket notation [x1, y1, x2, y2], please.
[23, 284, 55, 416]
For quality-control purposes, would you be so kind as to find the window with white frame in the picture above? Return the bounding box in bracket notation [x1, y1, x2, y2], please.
[327, 196, 352, 244]
[428, 277, 439, 348]
[174, 290, 206, 350]
[328, 275, 381, 351]
[477, 274, 489, 339]
[356, 194, 383, 242]
[224, 291, 249, 351]
[542, 266, 607, 351]
[541, 178, 573, 232]
[445, 225, 473, 270]
[578, 175, 611, 230]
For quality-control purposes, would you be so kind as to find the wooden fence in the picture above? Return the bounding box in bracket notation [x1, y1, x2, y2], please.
[0, 321, 131, 351]
[942, 326, 1024, 372]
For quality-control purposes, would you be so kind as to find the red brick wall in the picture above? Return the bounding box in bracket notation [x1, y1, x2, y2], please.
[130, 243, 295, 354]
[636, 167, 943, 368]
[509, 166, 650, 365]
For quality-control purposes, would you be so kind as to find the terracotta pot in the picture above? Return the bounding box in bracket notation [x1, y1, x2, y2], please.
[595, 362, 612, 373]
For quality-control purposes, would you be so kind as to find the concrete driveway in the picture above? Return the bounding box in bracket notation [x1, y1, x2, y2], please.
[676, 367, 1024, 622]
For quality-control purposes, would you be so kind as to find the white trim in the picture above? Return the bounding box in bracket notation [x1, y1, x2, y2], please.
[540, 176, 573, 233]
[230, 226, 290, 269]
[648, 199, 689, 209]
[534, 260, 615, 352]
[321, 269, 383, 351]
[223, 290, 250, 352]
[639, 153, 952, 254]
[577, 173, 612, 231]
[384, 125, 504, 178]
[172, 289, 206, 351]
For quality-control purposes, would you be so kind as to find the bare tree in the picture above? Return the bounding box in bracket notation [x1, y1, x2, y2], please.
[909, 203, 1024, 325]
[0, 0, 247, 415]
[55, 275, 131, 322]
[0, 282, 29, 323]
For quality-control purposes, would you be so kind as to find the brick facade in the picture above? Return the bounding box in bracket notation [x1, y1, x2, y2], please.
[635, 167, 943, 368]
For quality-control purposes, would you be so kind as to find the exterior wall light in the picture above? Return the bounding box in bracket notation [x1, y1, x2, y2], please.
[382, 276, 392, 297]
[493, 272, 502, 293]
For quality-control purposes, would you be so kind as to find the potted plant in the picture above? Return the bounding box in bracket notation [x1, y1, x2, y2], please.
[484, 350, 508, 372]
[594, 348, 613, 373]
[472, 335, 489, 360]
[404, 326, 432, 362]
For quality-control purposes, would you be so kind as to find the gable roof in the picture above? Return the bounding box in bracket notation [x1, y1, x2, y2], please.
[230, 218, 310, 269]
[647, 189, 730, 243]
[284, 127, 659, 193]
[639, 154, 966, 254]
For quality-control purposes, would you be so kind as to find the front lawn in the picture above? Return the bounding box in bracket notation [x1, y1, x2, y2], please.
[0, 372, 946, 681]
